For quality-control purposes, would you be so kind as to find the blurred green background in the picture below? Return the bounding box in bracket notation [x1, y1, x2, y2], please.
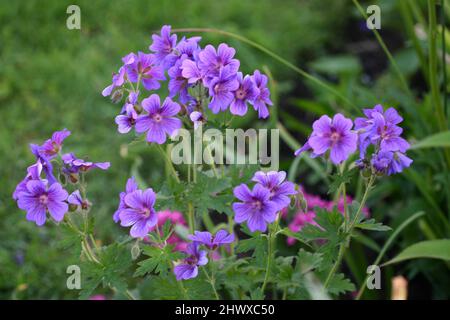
[0, 0, 449, 299]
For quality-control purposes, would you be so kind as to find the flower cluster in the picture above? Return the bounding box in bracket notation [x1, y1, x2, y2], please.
[232, 171, 296, 232]
[174, 229, 234, 280]
[114, 177, 158, 238]
[103, 25, 273, 145]
[13, 130, 110, 225]
[295, 106, 412, 174]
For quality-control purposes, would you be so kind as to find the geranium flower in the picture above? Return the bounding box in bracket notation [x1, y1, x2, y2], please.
[17, 180, 68, 226]
[188, 230, 235, 250]
[232, 183, 278, 232]
[135, 94, 182, 144]
[252, 171, 296, 211]
[229, 72, 259, 116]
[119, 188, 158, 238]
[174, 242, 208, 281]
[295, 113, 358, 164]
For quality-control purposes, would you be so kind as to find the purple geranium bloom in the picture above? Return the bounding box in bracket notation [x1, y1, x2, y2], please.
[229, 72, 259, 116]
[13, 161, 43, 200]
[181, 58, 204, 85]
[251, 70, 273, 119]
[17, 180, 68, 226]
[119, 188, 158, 238]
[198, 43, 240, 84]
[174, 242, 208, 281]
[252, 171, 296, 211]
[295, 114, 358, 164]
[102, 53, 136, 97]
[232, 183, 278, 232]
[115, 104, 138, 134]
[126, 52, 165, 91]
[188, 230, 235, 249]
[168, 56, 193, 104]
[135, 94, 182, 144]
[30, 144, 57, 184]
[189, 111, 205, 129]
[149, 25, 178, 69]
[371, 151, 412, 175]
[62, 153, 110, 174]
[208, 66, 239, 114]
[113, 176, 138, 223]
[39, 129, 71, 159]
[355, 105, 409, 157]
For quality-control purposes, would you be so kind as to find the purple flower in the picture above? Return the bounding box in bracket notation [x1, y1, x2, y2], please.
[229, 72, 259, 116]
[62, 153, 110, 175]
[39, 129, 71, 159]
[181, 58, 204, 85]
[355, 105, 409, 157]
[232, 183, 278, 232]
[371, 151, 412, 175]
[189, 111, 205, 129]
[149, 25, 178, 69]
[252, 171, 296, 210]
[119, 188, 158, 238]
[115, 104, 138, 134]
[188, 230, 235, 249]
[208, 66, 239, 114]
[173, 242, 208, 281]
[295, 114, 358, 164]
[13, 161, 43, 200]
[198, 44, 240, 84]
[17, 180, 68, 226]
[102, 53, 136, 97]
[135, 94, 182, 144]
[168, 56, 192, 104]
[126, 52, 165, 91]
[251, 70, 272, 119]
[30, 144, 57, 184]
[175, 36, 201, 59]
[113, 176, 138, 223]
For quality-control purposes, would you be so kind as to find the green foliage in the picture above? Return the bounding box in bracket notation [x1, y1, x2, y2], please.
[134, 245, 182, 277]
[383, 239, 450, 266]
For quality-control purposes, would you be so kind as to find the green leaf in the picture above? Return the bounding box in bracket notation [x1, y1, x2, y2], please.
[411, 131, 450, 149]
[296, 249, 323, 274]
[236, 235, 267, 268]
[134, 245, 182, 277]
[355, 219, 392, 232]
[383, 240, 450, 266]
[328, 168, 356, 195]
[326, 273, 355, 295]
[310, 55, 361, 75]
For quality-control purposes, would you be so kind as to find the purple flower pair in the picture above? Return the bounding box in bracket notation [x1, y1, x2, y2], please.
[232, 171, 295, 232]
[174, 230, 234, 281]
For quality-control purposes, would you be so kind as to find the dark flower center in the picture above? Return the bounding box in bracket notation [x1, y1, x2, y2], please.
[185, 255, 198, 266]
[141, 207, 151, 217]
[39, 194, 49, 205]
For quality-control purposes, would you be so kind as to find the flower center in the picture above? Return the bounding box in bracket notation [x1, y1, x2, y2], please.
[185, 255, 198, 265]
[252, 200, 263, 210]
[330, 131, 341, 144]
[39, 194, 49, 205]
[142, 207, 151, 217]
[235, 88, 246, 100]
[152, 113, 163, 122]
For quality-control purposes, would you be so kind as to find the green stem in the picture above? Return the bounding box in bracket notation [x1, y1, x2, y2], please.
[202, 268, 220, 300]
[324, 175, 375, 289]
[156, 144, 180, 183]
[261, 215, 279, 293]
[187, 202, 195, 233]
[171, 28, 358, 112]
